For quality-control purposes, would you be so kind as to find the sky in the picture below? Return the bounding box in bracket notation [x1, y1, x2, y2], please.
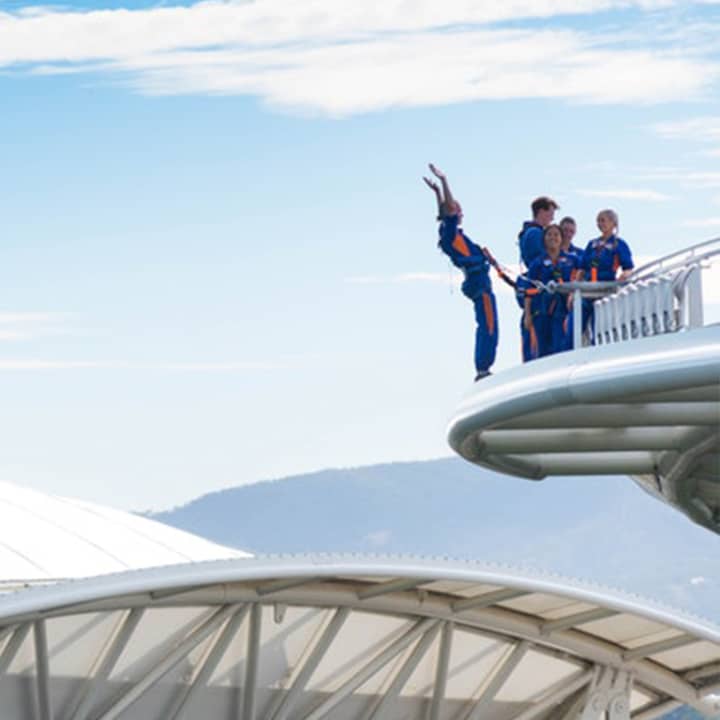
[0, 0, 719, 511]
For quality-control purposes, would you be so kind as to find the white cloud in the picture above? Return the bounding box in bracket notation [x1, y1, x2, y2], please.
[0, 359, 293, 371]
[577, 188, 671, 201]
[653, 116, 720, 143]
[347, 266, 520, 297]
[681, 217, 720, 227]
[0, 1, 691, 63]
[690, 576, 706, 586]
[0, 1, 717, 114]
[0, 311, 76, 342]
[347, 272, 453, 285]
[637, 169, 720, 188]
[363, 529, 392, 547]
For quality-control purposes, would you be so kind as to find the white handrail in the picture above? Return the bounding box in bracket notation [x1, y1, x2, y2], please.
[630, 237, 720, 280]
[544, 237, 719, 348]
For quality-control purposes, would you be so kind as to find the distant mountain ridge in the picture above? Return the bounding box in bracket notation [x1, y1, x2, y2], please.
[151, 457, 720, 623]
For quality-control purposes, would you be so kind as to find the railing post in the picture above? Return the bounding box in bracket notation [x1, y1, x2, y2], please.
[685, 265, 704, 328]
[573, 289, 583, 349]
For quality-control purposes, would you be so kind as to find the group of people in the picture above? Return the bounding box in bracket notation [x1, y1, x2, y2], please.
[423, 164, 635, 381]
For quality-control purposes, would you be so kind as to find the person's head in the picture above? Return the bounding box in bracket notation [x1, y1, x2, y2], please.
[440, 199, 463, 223]
[544, 224, 563, 256]
[559, 216, 576, 247]
[596, 209, 618, 237]
[531, 196, 559, 227]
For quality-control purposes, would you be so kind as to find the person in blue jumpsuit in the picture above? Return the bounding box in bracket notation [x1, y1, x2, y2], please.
[518, 196, 559, 268]
[525, 224, 578, 357]
[571, 208, 634, 346]
[559, 216, 584, 263]
[517, 196, 559, 360]
[423, 164, 497, 381]
[579, 209, 634, 283]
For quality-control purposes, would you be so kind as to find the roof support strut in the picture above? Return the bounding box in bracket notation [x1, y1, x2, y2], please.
[302, 617, 440, 720]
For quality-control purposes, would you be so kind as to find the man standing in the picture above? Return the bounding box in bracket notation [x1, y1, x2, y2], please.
[517, 196, 558, 362]
[518, 196, 559, 268]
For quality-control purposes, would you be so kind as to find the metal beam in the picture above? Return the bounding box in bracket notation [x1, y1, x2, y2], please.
[167, 605, 249, 720]
[631, 699, 682, 719]
[357, 578, 428, 601]
[494, 452, 656, 475]
[623, 634, 698, 662]
[452, 588, 529, 613]
[479, 428, 693, 454]
[556, 685, 592, 720]
[34, 620, 53, 720]
[256, 578, 317, 596]
[464, 641, 529, 720]
[69, 608, 146, 720]
[366, 622, 441, 720]
[242, 603, 262, 720]
[302, 618, 439, 720]
[540, 608, 618, 635]
[509, 670, 594, 720]
[500, 403, 720, 429]
[429, 621, 454, 720]
[97, 604, 241, 720]
[0, 622, 30, 674]
[271, 608, 351, 720]
[685, 661, 720, 682]
[663, 431, 719, 486]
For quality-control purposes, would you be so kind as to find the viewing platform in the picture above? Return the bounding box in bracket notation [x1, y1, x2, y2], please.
[448, 239, 720, 533]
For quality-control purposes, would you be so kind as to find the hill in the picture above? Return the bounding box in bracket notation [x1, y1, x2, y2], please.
[151, 457, 720, 623]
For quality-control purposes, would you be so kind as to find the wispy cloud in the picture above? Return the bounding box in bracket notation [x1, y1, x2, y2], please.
[0, 359, 296, 371]
[0, 311, 76, 342]
[635, 169, 720, 188]
[0, 1, 717, 114]
[653, 116, 720, 143]
[347, 272, 452, 285]
[347, 267, 521, 297]
[681, 217, 720, 227]
[577, 188, 671, 202]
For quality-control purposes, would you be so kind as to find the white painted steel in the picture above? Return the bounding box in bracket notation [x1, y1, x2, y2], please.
[448, 324, 720, 533]
[0, 482, 248, 584]
[1, 556, 719, 719]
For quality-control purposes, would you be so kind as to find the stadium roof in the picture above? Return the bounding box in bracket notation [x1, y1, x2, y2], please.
[0, 481, 248, 587]
[1, 555, 719, 719]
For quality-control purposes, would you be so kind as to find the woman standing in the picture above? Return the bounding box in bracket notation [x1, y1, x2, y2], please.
[525, 224, 578, 357]
[423, 164, 498, 381]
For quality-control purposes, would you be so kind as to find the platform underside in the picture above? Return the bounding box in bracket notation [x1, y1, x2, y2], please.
[447, 325, 720, 533]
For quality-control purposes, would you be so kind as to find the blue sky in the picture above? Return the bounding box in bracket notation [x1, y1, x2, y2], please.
[1, 0, 719, 510]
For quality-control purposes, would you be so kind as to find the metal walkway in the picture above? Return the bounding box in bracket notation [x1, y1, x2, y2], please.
[448, 239, 720, 533]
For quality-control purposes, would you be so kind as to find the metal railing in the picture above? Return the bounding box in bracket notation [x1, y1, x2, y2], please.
[548, 238, 720, 350]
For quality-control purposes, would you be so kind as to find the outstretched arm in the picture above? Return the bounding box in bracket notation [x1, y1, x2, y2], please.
[429, 163, 460, 216]
[428, 163, 455, 207]
[422, 176, 443, 218]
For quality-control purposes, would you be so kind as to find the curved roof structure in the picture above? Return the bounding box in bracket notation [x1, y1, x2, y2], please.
[0, 482, 249, 587]
[448, 324, 720, 533]
[1, 555, 719, 720]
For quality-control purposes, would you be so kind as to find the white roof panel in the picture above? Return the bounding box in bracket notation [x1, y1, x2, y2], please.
[0, 481, 248, 583]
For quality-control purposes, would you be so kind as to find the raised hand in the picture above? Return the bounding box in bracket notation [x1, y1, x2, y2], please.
[423, 176, 440, 194]
[428, 163, 446, 179]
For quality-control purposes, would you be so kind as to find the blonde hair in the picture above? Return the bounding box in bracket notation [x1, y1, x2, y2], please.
[597, 208, 619, 230]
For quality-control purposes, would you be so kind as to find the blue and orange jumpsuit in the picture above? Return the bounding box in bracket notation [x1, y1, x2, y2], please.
[578, 235, 634, 344]
[516, 221, 545, 361]
[438, 214, 498, 374]
[527, 252, 578, 356]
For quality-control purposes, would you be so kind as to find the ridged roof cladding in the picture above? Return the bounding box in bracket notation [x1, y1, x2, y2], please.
[0, 481, 249, 584]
